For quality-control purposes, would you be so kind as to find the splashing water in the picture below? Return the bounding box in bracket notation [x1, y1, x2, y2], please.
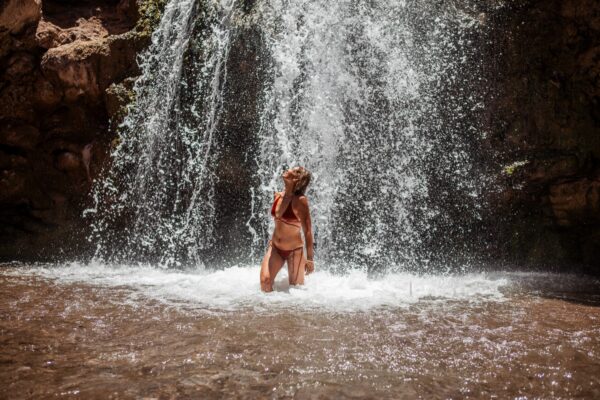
[87, 0, 239, 266]
[3, 264, 600, 399]
[87, 0, 496, 269]
[250, 0, 492, 270]
[2, 262, 509, 311]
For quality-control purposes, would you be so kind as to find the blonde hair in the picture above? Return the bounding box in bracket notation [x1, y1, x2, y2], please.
[294, 167, 312, 195]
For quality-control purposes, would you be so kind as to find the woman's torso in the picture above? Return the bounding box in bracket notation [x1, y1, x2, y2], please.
[271, 193, 303, 250]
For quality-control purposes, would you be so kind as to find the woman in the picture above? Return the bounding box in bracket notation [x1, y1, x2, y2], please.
[260, 166, 315, 292]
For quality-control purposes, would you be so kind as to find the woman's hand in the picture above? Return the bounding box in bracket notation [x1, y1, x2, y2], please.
[305, 259, 314, 274]
[283, 175, 298, 194]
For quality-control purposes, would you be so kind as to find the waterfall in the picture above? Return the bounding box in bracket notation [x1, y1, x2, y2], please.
[87, 0, 239, 266]
[87, 0, 493, 270]
[250, 1, 491, 271]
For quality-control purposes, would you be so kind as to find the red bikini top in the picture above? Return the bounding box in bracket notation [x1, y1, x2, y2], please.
[271, 194, 300, 222]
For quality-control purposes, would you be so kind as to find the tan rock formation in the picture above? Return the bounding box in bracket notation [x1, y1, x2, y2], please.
[41, 40, 107, 103]
[0, 0, 41, 34]
[0, 0, 166, 260]
[36, 17, 109, 49]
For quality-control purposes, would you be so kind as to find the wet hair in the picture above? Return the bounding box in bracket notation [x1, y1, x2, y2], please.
[293, 167, 312, 196]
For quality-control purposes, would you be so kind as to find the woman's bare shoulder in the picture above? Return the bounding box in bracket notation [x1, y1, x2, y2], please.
[297, 195, 309, 206]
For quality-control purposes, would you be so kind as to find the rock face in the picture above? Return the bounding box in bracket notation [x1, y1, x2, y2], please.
[484, 0, 600, 271]
[0, 0, 165, 260]
[0, 0, 42, 36]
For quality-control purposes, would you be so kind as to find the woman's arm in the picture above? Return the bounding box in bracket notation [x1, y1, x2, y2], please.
[298, 196, 314, 262]
[274, 192, 292, 218]
[275, 176, 297, 218]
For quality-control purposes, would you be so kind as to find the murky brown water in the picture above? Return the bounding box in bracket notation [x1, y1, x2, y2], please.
[1, 269, 600, 399]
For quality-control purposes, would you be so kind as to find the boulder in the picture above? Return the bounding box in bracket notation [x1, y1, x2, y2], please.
[36, 17, 109, 50]
[41, 39, 108, 103]
[0, 0, 41, 34]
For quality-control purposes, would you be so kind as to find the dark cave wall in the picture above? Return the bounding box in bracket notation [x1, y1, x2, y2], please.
[484, 0, 600, 271]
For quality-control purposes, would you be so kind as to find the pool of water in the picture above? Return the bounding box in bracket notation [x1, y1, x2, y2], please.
[1, 264, 600, 399]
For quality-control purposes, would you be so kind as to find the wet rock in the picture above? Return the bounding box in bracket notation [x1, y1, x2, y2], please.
[105, 80, 134, 128]
[117, 0, 140, 24]
[0, 152, 28, 170]
[0, 170, 26, 203]
[81, 143, 93, 182]
[0, 82, 36, 123]
[485, 0, 600, 269]
[34, 19, 61, 49]
[40, 25, 145, 105]
[525, 154, 584, 185]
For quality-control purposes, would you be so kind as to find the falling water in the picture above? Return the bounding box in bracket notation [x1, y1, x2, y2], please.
[87, 0, 495, 269]
[87, 0, 239, 266]
[250, 1, 492, 271]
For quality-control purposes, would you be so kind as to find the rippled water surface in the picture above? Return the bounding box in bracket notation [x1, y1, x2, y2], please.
[2, 264, 600, 399]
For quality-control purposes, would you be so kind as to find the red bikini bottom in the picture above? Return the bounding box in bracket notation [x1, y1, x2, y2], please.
[268, 241, 305, 284]
[270, 241, 303, 259]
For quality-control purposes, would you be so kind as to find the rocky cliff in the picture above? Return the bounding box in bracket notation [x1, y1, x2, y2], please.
[0, 0, 165, 260]
[484, 0, 600, 272]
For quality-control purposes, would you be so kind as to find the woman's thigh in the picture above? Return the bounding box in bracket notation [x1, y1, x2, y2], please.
[286, 248, 305, 286]
[260, 243, 285, 290]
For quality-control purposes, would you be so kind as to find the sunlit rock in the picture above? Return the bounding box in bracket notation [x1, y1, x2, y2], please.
[0, 0, 41, 34]
[0, 0, 169, 260]
[36, 17, 109, 49]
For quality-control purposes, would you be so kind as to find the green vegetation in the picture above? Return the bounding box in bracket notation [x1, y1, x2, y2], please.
[502, 160, 529, 176]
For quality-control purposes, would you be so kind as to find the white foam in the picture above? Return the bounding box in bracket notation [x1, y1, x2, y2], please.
[3, 262, 510, 312]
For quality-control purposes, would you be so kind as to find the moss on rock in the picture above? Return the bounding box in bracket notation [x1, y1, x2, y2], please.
[105, 78, 136, 130]
[134, 0, 170, 38]
[502, 160, 529, 176]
